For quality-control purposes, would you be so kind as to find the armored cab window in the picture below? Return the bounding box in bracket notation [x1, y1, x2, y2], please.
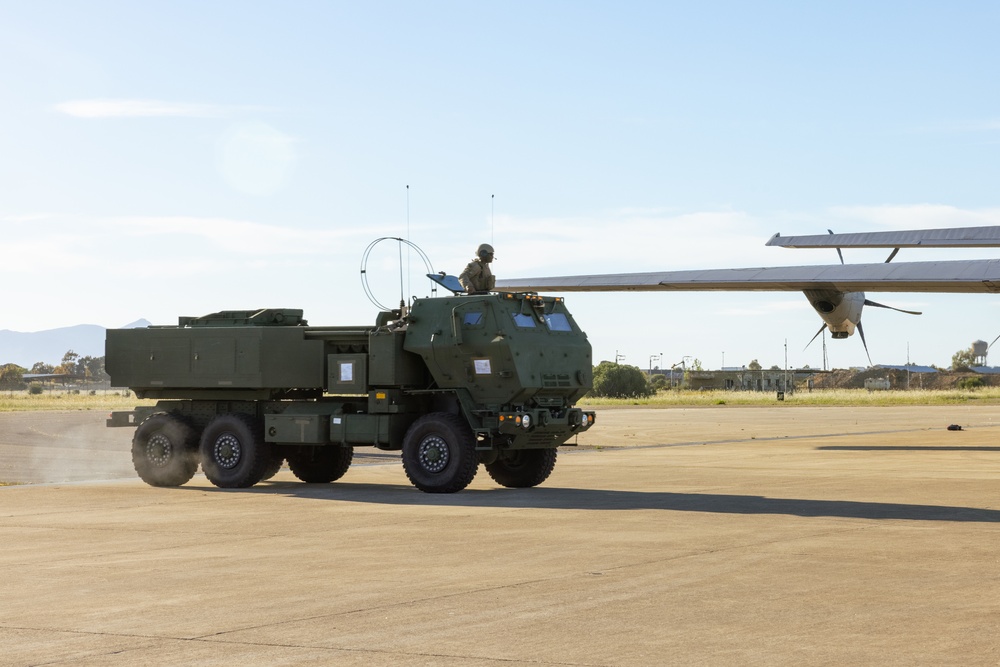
[462, 312, 485, 327]
[543, 313, 572, 332]
[511, 313, 537, 328]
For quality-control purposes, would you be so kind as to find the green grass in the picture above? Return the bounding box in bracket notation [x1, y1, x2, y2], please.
[0, 390, 155, 413]
[581, 387, 1000, 407]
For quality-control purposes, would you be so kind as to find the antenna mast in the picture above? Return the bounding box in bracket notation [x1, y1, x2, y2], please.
[405, 185, 411, 303]
[822, 329, 828, 371]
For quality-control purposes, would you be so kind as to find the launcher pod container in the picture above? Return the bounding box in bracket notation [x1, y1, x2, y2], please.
[106, 293, 595, 493]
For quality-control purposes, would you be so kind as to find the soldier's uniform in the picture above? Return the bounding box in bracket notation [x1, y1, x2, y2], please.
[459, 243, 496, 294]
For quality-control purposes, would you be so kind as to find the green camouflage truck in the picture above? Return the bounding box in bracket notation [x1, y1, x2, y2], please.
[106, 291, 595, 493]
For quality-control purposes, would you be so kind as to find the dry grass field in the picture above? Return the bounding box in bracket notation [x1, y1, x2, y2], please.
[585, 387, 1000, 407]
[0, 390, 154, 413]
[4, 387, 1000, 413]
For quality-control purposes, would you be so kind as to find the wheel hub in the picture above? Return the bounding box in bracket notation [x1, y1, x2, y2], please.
[418, 435, 449, 473]
[146, 433, 172, 467]
[214, 433, 242, 469]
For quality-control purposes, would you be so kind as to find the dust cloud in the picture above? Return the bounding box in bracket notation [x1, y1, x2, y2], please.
[0, 412, 137, 485]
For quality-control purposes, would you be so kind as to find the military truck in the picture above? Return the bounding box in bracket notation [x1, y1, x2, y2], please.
[106, 291, 595, 493]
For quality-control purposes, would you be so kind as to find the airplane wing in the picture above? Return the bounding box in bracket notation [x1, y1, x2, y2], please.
[766, 226, 1000, 249]
[496, 259, 1000, 294]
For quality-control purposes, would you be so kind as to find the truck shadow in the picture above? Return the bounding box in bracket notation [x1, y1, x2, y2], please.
[206, 481, 1000, 523]
[819, 445, 1000, 451]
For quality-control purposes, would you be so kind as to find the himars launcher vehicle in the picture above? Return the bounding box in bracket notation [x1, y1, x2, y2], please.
[106, 290, 595, 493]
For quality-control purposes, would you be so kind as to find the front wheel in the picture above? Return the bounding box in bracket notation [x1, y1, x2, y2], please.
[132, 413, 198, 487]
[199, 413, 271, 488]
[402, 413, 478, 493]
[485, 448, 557, 488]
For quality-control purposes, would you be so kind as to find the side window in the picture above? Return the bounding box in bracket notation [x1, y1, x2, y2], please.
[462, 312, 484, 327]
[543, 313, 572, 331]
[511, 313, 537, 328]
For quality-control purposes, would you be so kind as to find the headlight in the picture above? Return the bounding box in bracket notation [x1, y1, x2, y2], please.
[521, 414, 532, 429]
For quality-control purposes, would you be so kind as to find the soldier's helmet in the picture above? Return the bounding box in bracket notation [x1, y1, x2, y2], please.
[477, 243, 495, 260]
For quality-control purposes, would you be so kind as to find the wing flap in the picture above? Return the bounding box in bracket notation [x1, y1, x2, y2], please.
[497, 259, 1000, 294]
[766, 226, 1000, 249]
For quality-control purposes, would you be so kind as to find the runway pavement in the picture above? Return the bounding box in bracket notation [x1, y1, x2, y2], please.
[1, 406, 999, 665]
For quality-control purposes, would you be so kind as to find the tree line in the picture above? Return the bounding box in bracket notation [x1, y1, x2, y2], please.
[590, 343, 992, 398]
[0, 350, 108, 389]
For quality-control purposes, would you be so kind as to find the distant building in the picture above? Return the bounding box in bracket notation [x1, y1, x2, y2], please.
[864, 377, 891, 391]
[663, 369, 816, 392]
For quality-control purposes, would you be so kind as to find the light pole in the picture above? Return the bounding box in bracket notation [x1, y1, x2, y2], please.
[649, 353, 661, 375]
[672, 357, 689, 388]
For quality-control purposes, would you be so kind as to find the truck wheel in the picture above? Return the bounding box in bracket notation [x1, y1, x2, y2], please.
[260, 450, 285, 481]
[132, 413, 198, 487]
[287, 446, 353, 483]
[485, 448, 558, 488]
[402, 413, 478, 493]
[199, 413, 271, 488]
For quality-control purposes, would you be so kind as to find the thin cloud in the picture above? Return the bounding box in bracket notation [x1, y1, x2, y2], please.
[53, 98, 235, 118]
[720, 299, 811, 317]
[496, 210, 781, 275]
[103, 216, 374, 255]
[829, 204, 1000, 230]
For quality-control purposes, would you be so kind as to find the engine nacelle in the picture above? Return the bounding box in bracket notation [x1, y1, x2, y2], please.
[803, 289, 865, 337]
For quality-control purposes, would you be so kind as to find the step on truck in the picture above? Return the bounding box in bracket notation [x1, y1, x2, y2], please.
[106, 291, 595, 493]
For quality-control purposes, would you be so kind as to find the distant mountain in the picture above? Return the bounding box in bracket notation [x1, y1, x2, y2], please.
[0, 319, 151, 368]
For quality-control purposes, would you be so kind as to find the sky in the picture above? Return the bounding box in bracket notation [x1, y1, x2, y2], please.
[3, 1, 1000, 371]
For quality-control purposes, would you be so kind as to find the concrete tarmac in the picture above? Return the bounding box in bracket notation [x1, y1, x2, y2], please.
[1, 406, 999, 665]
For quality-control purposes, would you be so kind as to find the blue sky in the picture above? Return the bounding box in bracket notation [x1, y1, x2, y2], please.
[3, 2, 1000, 370]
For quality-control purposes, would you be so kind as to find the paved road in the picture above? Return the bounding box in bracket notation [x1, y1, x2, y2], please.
[2, 406, 999, 665]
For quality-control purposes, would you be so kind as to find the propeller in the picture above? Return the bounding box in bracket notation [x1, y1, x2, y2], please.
[863, 299, 922, 316]
[828, 229, 844, 265]
[805, 323, 827, 350]
[856, 321, 873, 367]
[807, 230, 920, 367]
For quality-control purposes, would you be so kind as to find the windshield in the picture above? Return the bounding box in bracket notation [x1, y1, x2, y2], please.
[543, 313, 572, 331]
[511, 313, 537, 328]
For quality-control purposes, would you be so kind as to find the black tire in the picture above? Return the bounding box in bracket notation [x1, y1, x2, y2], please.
[402, 413, 478, 493]
[485, 448, 558, 488]
[199, 413, 271, 488]
[287, 446, 353, 483]
[260, 449, 285, 481]
[131, 412, 199, 487]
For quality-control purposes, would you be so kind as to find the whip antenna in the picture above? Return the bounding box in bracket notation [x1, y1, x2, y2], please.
[361, 237, 438, 314]
[397, 238, 405, 311]
[491, 194, 494, 246]
[406, 185, 411, 301]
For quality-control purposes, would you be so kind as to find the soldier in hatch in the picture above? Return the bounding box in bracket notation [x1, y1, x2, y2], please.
[459, 243, 496, 294]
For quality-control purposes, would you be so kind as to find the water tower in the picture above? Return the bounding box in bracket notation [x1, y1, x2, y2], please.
[972, 340, 989, 367]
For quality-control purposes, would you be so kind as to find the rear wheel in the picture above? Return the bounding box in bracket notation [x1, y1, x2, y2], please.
[402, 413, 478, 493]
[485, 448, 558, 488]
[132, 413, 198, 487]
[260, 449, 285, 481]
[199, 413, 271, 488]
[287, 446, 353, 483]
